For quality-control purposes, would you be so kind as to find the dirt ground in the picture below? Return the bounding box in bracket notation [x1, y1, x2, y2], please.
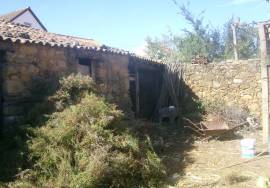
[163, 128, 270, 188]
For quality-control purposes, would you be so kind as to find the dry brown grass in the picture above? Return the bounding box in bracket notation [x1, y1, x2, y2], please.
[174, 129, 270, 188]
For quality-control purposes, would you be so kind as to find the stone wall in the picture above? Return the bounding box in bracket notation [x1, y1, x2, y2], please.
[182, 60, 261, 117]
[1, 42, 76, 125]
[0, 41, 131, 125]
[94, 54, 130, 112]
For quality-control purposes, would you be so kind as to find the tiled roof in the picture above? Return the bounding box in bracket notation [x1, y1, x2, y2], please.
[0, 8, 28, 22]
[0, 20, 160, 64]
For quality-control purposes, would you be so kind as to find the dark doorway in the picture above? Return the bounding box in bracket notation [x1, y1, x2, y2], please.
[138, 68, 162, 119]
[128, 60, 163, 119]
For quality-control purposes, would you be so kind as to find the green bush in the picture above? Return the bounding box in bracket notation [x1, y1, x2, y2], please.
[10, 74, 166, 187]
[49, 73, 97, 111]
[0, 125, 34, 183]
[24, 74, 97, 125]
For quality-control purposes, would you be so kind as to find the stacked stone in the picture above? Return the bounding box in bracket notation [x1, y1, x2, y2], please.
[182, 60, 261, 118]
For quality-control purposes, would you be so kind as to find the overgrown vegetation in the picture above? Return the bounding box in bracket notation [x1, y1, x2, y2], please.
[146, 2, 258, 62]
[0, 125, 32, 184]
[1, 74, 166, 187]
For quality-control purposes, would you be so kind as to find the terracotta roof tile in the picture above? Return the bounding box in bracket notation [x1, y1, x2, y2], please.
[0, 20, 160, 64]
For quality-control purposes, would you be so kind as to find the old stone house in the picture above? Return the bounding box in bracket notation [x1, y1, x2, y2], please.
[0, 20, 163, 126]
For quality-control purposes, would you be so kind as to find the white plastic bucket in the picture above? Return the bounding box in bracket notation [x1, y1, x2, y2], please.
[240, 138, 256, 159]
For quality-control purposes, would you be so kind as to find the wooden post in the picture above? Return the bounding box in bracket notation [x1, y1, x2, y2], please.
[258, 23, 270, 144]
[231, 23, 239, 61]
[90, 60, 96, 82]
[135, 65, 140, 117]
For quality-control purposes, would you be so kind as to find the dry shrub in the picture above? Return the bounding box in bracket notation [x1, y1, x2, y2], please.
[202, 100, 250, 128]
[10, 74, 166, 188]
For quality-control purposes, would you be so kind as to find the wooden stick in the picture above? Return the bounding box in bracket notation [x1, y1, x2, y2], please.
[14, 169, 30, 178]
[184, 126, 205, 136]
[217, 148, 268, 170]
[182, 117, 203, 131]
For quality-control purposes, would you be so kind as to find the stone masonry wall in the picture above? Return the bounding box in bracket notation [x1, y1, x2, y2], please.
[0, 41, 131, 126]
[182, 60, 261, 117]
[1, 42, 76, 125]
[95, 54, 130, 112]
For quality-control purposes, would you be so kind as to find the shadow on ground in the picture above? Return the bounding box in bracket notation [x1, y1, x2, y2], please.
[133, 121, 197, 185]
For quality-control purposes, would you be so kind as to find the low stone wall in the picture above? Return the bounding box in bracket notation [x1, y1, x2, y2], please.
[182, 60, 261, 117]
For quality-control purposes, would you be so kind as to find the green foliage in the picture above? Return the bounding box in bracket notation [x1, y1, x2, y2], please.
[9, 74, 166, 188]
[181, 97, 206, 120]
[223, 18, 258, 59]
[177, 3, 223, 61]
[49, 73, 97, 111]
[0, 125, 35, 183]
[23, 71, 63, 125]
[24, 73, 97, 125]
[145, 35, 177, 61]
[146, 2, 258, 62]
[174, 33, 217, 62]
[26, 71, 62, 99]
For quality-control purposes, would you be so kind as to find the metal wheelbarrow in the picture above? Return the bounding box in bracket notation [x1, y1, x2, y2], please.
[183, 114, 231, 136]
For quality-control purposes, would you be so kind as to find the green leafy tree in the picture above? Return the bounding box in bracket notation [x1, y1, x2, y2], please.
[146, 3, 224, 62]
[223, 18, 258, 59]
[146, 2, 258, 62]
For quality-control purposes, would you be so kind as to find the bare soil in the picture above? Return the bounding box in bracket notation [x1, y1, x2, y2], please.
[171, 129, 270, 188]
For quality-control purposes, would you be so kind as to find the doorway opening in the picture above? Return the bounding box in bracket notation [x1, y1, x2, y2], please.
[128, 61, 163, 119]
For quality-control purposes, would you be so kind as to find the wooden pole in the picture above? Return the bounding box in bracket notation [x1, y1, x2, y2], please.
[258, 23, 270, 144]
[135, 65, 140, 117]
[231, 23, 239, 61]
[90, 60, 96, 82]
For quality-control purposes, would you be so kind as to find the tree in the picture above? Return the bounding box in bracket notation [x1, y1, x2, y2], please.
[223, 18, 258, 59]
[146, 3, 225, 62]
[145, 2, 258, 62]
[145, 35, 175, 61]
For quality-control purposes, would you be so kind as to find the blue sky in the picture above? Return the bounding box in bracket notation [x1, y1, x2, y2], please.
[1, 0, 270, 54]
